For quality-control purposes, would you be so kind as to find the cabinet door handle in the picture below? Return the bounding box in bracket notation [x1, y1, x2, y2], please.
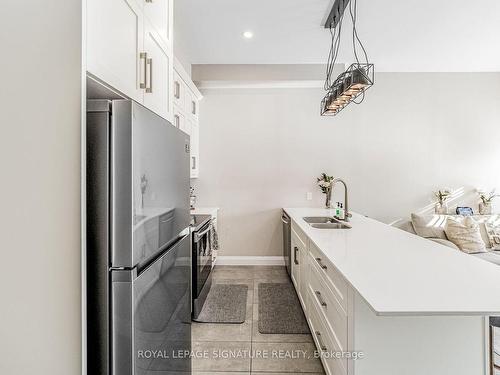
[315, 331, 328, 351]
[139, 52, 148, 89]
[192, 101, 196, 115]
[174, 115, 180, 128]
[145, 0, 153, 3]
[315, 291, 327, 308]
[192, 156, 196, 170]
[294, 246, 299, 265]
[146, 58, 153, 93]
[174, 81, 180, 99]
[315, 257, 327, 270]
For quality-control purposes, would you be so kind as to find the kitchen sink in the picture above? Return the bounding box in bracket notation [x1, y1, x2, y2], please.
[303, 216, 336, 224]
[310, 222, 351, 229]
[303, 216, 351, 229]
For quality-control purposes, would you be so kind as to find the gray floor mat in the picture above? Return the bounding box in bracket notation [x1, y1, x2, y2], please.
[195, 284, 248, 324]
[258, 283, 310, 334]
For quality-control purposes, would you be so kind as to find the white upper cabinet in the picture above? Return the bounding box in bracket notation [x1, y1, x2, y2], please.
[190, 120, 199, 178]
[143, 20, 173, 121]
[87, 0, 173, 121]
[87, 0, 144, 103]
[171, 59, 203, 178]
[189, 92, 199, 121]
[143, 0, 173, 49]
[173, 71, 185, 109]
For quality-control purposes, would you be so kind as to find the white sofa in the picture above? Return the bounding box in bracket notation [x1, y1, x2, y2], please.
[398, 214, 500, 266]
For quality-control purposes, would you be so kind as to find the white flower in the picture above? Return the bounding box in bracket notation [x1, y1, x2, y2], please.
[319, 181, 331, 188]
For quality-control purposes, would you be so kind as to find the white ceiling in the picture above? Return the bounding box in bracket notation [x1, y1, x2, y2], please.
[174, 0, 500, 72]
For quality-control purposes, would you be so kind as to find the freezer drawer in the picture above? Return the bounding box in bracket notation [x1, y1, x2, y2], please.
[111, 234, 191, 375]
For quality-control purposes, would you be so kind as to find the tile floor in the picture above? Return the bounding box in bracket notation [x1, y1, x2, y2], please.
[192, 266, 325, 375]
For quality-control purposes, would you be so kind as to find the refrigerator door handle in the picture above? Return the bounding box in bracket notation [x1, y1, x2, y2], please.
[139, 228, 191, 276]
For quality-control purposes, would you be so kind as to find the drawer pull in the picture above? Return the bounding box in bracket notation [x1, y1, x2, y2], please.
[315, 291, 327, 308]
[174, 81, 180, 99]
[294, 246, 299, 265]
[315, 331, 328, 351]
[315, 257, 328, 270]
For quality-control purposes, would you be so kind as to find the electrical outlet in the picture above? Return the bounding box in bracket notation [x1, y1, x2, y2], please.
[306, 192, 313, 201]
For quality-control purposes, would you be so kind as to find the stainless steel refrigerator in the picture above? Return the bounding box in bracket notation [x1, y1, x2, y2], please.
[86, 99, 191, 375]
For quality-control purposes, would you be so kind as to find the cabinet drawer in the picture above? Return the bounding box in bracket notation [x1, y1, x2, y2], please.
[309, 242, 348, 312]
[307, 287, 347, 375]
[308, 258, 347, 351]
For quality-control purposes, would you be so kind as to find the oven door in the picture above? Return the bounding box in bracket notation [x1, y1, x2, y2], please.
[111, 234, 191, 375]
[193, 222, 212, 299]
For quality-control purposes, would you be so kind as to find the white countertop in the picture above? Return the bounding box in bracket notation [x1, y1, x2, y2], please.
[284, 207, 500, 316]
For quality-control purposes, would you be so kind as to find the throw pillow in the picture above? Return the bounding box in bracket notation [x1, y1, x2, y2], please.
[444, 216, 487, 254]
[471, 215, 500, 249]
[485, 222, 500, 250]
[411, 213, 448, 240]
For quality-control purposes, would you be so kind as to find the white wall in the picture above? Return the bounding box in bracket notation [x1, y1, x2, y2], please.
[0, 2, 82, 374]
[192, 73, 500, 257]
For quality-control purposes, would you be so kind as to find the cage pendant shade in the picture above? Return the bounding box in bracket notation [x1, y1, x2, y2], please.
[321, 63, 374, 116]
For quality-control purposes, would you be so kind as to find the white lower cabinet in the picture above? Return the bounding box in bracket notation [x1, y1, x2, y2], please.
[291, 234, 299, 289]
[291, 225, 307, 309]
[291, 220, 351, 375]
[289, 217, 488, 375]
[307, 288, 347, 375]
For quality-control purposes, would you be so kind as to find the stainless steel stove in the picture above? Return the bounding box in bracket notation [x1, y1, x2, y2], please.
[190, 214, 213, 320]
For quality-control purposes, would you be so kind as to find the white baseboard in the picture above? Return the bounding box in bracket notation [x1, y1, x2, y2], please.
[216, 256, 285, 266]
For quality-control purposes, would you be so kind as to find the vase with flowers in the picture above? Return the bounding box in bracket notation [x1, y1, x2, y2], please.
[478, 189, 499, 215]
[434, 189, 451, 214]
[317, 173, 335, 209]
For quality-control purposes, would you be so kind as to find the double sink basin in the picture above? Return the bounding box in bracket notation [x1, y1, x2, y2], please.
[303, 216, 351, 229]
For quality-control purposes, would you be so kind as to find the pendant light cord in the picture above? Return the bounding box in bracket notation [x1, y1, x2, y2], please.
[324, 0, 370, 92]
[349, 0, 369, 66]
[324, 9, 345, 91]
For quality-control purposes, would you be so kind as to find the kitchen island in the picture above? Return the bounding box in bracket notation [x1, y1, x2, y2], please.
[284, 207, 500, 375]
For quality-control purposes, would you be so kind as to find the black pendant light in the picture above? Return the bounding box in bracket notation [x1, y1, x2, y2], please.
[321, 0, 374, 116]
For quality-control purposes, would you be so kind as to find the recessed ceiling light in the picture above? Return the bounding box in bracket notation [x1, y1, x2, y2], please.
[242, 31, 254, 39]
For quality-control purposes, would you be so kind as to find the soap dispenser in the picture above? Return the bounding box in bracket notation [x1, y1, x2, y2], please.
[335, 202, 345, 220]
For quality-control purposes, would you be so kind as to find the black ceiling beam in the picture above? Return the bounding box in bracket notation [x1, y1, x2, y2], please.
[324, 0, 351, 29]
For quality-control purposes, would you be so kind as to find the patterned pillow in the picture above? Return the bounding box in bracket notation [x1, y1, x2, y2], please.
[485, 222, 500, 250]
[444, 216, 488, 254]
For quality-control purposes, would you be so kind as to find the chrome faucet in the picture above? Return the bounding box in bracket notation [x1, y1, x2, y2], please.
[332, 178, 352, 222]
